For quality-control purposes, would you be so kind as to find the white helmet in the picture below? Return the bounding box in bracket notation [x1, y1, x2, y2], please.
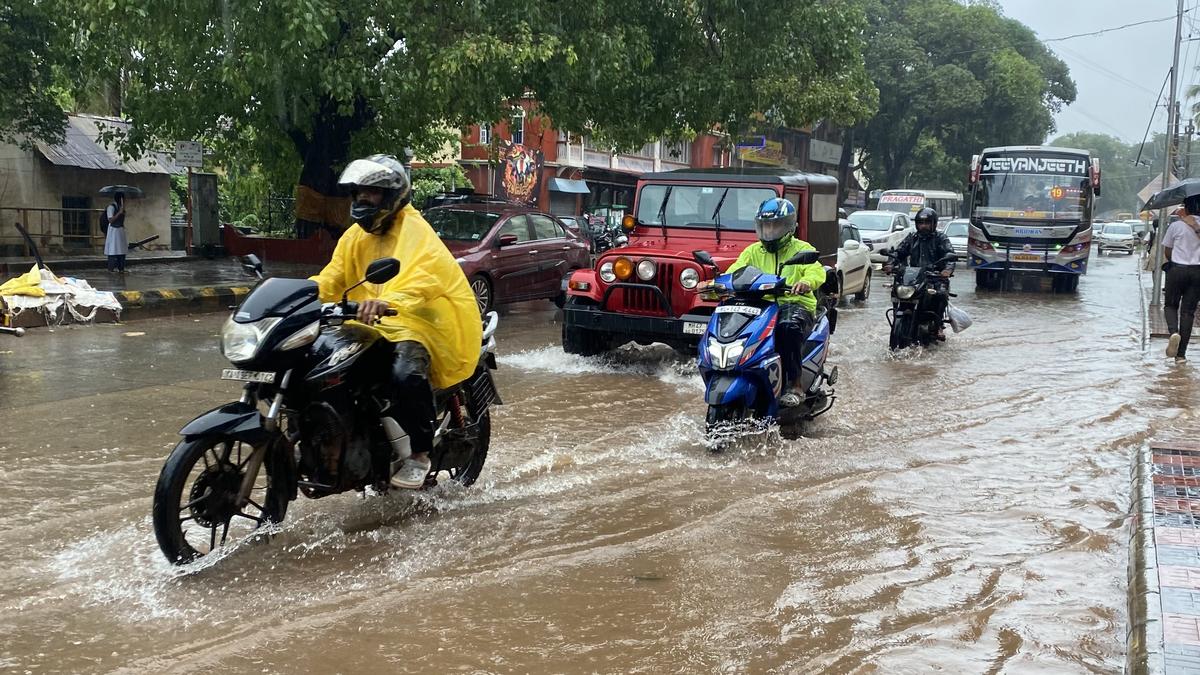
[338, 154, 411, 233]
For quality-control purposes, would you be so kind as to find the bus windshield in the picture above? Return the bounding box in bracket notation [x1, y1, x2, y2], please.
[878, 195, 924, 216]
[635, 184, 778, 230]
[975, 173, 1090, 221]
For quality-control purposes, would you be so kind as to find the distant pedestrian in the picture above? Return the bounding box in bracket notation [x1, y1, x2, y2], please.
[104, 192, 127, 273]
[1163, 197, 1200, 363]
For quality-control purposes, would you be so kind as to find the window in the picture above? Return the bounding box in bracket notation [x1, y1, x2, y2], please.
[478, 124, 491, 145]
[636, 184, 778, 231]
[529, 214, 564, 240]
[839, 226, 854, 245]
[498, 215, 532, 242]
[510, 112, 525, 145]
[426, 209, 500, 241]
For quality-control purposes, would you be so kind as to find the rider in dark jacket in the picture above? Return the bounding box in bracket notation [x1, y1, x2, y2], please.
[886, 207, 955, 338]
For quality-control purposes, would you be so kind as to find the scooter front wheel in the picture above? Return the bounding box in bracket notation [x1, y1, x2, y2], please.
[705, 403, 747, 434]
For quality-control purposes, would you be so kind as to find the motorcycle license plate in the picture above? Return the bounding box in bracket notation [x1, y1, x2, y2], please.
[221, 369, 276, 383]
[682, 321, 707, 335]
[1012, 253, 1042, 262]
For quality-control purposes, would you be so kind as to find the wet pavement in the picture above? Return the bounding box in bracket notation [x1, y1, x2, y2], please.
[0, 250, 1183, 673]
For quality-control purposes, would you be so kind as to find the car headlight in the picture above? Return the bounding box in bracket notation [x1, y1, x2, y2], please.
[599, 261, 616, 283]
[221, 315, 281, 363]
[706, 336, 746, 370]
[679, 267, 700, 289]
[277, 320, 319, 351]
[636, 259, 657, 281]
[895, 285, 916, 300]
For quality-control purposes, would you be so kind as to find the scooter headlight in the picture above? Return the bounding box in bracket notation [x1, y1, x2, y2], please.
[599, 261, 617, 283]
[895, 285, 916, 300]
[679, 267, 700, 289]
[706, 336, 747, 370]
[221, 315, 281, 363]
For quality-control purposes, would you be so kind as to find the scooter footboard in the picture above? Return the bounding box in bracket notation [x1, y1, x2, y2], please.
[704, 374, 758, 406]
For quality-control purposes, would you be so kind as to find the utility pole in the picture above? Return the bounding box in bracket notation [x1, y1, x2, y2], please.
[1152, 0, 1185, 306]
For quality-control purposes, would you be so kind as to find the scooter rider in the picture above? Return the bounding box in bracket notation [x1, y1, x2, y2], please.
[885, 207, 954, 337]
[729, 197, 826, 408]
[310, 154, 482, 489]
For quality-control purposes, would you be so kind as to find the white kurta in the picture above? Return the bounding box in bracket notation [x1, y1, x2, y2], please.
[104, 204, 127, 256]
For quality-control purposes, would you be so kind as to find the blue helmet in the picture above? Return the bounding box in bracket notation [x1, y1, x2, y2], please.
[755, 197, 797, 253]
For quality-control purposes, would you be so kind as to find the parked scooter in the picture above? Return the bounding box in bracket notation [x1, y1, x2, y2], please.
[886, 254, 956, 350]
[694, 250, 839, 439]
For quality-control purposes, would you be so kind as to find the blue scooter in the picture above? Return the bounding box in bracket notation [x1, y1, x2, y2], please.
[693, 250, 839, 437]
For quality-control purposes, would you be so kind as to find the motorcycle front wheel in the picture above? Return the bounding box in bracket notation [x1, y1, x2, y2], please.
[889, 312, 915, 351]
[152, 435, 289, 565]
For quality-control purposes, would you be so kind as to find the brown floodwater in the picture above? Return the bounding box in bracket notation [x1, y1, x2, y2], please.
[0, 251, 1184, 673]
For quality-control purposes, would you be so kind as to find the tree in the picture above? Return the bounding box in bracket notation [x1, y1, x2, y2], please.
[69, 0, 878, 233]
[855, 0, 1076, 192]
[1049, 132, 1157, 217]
[0, 0, 69, 146]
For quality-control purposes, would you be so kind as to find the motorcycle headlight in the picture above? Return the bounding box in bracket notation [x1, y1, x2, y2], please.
[896, 285, 916, 300]
[277, 320, 319, 351]
[599, 261, 616, 283]
[636, 259, 657, 281]
[221, 315, 281, 363]
[706, 336, 746, 370]
[679, 267, 700, 289]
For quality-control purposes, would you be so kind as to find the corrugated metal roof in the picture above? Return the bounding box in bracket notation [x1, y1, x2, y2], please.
[34, 114, 182, 175]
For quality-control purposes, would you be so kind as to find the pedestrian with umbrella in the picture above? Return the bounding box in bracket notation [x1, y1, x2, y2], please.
[1145, 180, 1200, 363]
[100, 185, 142, 274]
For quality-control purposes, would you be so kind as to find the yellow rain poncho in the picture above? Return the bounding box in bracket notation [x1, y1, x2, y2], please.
[0, 264, 46, 297]
[310, 204, 482, 389]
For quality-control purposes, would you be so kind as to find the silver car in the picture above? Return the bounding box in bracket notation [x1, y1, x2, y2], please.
[943, 218, 969, 259]
[1096, 222, 1135, 255]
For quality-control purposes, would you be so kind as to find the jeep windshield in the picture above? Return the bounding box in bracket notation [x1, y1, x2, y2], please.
[635, 184, 777, 231]
[426, 209, 499, 241]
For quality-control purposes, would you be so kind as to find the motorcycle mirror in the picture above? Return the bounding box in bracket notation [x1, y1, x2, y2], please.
[364, 257, 401, 284]
[782, 250, 820, 266]
[692, 250, 716, 267]
[241, 254, 264, 278]
[614, 234, 629, 246]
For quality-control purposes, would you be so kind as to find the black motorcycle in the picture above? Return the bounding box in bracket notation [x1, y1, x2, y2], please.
[588, 220, 628, 254]
[886, 255, 956, 350]
[152, 255, 501, 565]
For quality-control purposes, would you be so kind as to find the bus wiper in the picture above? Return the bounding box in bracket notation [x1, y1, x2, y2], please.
[710, 187, 730, 246]
[656, 186, 672, 240]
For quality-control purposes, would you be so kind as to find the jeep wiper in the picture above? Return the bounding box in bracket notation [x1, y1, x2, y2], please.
[710, 187, 730, 246]
[656, 186, 672, 240]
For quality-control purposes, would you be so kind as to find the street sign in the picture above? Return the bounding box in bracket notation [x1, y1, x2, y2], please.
[1138, 172, 1180, 206]
[175, 141, 203, 168]
[735, 135, 766, 149]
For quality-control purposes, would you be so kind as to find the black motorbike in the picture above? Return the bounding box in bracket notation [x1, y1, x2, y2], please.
[152, 255, 501, 565]
[886, 255, 955, 350]
[589, 220, 627, 254]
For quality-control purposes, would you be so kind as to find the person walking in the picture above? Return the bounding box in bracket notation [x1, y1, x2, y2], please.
[104, 192, 128, 273]
[1163, 196, 1200, 363]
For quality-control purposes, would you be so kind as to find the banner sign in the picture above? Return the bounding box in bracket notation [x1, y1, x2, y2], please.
[494, 141, 544, 205]
[981, 155, 1088, 176]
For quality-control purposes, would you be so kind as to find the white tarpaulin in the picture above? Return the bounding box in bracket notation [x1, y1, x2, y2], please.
[1, 267, 122, 324]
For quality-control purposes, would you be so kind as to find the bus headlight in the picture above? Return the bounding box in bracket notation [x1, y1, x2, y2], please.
[636, 259, 657, 281]
[895, 285, 916, 300]
[679, 267, 700, 289]
[599, 261, 616, 283]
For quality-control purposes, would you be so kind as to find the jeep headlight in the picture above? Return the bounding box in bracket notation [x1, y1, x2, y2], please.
[599, 261, 616, 283]
[706, 336, 746, 370]
[895, 285, 916, 300]
[636, 259, 657, 281]
[679, 267, 700, 289]
[221, 315, 281, 363]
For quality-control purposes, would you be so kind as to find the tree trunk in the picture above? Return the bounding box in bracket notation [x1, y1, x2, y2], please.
[288, 95, 373, 238]
[837, 127, 856, 206]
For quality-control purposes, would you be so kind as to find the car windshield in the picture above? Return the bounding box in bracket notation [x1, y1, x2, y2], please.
[974, 172, 1090, 221]
[426, 209, 499, 241]
[635, 184, 778, 230]
[945, 221, 968, 237]
[1106, 224, 1132, 235]
[848, 213, 893, 231]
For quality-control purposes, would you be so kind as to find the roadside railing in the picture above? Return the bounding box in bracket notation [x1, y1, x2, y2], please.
[0, 207, 106, 257]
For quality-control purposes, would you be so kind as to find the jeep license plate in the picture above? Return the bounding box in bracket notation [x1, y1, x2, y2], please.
[221, 369, 276, 383]
[682, 321, 707, 335]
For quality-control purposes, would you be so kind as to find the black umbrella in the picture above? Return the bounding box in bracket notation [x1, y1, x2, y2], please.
[98, 185, 145, 198]
[1144, 178, 1200, 211]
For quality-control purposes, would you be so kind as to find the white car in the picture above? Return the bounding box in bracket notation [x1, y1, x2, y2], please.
[942, 218, 969, 260]
[1096, 222, 1135, 255]
[847, 210, 913, 261]
[835, 221, 873, 304]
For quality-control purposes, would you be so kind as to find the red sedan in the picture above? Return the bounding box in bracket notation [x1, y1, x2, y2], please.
[426, 204, 591, 314]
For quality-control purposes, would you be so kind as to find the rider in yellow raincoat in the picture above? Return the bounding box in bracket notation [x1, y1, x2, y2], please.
[311, 154, 481, 489]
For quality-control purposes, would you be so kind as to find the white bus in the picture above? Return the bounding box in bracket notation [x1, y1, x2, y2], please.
[877, 189, 963, 221]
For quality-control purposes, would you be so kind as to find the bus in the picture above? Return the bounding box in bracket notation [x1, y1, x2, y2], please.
[877, 189, 963, 220]
[966, 145, 1100, 292]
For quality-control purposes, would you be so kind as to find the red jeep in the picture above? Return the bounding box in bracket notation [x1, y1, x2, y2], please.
[562, 168, 840, 355]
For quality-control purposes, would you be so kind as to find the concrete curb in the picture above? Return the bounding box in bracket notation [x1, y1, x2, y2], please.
[1128, 443, 1167, 674]
[114, 285, 251, 321]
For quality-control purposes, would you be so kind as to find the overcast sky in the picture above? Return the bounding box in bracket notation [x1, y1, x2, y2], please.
[997, 0, 1188, 145]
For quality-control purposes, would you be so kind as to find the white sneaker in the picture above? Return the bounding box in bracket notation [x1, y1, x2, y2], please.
[1168, 333, 1182, 358]
[390, 457, 431, 490]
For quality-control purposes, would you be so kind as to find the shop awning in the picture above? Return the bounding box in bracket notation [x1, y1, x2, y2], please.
[548, 178, 590, 194]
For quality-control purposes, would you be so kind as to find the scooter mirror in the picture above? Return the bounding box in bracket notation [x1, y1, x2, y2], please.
[782, 250, 820, 266]
[241, 254, 264, 277]
[364, 257, 401, 284]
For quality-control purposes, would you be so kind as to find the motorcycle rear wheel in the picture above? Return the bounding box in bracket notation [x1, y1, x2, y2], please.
[152, 435, 289, 565]
[445, 409, 491, 487]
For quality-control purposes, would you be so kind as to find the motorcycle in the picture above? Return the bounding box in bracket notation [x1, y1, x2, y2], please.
[588, 219, 628, 254]
[886, 254, 956, 350]
[694, 250, 839, 438]
[152, 255, 501, 565]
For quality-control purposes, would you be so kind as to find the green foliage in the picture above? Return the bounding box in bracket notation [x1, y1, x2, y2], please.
[1050, 132, 1163, 216]
[857, 0, 1076, 191]
[0, 1, 69, 146]
[66, 0, 878, 206]
[411, 166, 474, 208]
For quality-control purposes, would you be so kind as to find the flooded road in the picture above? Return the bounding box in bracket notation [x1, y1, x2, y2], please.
[0, 251, 1186, 673]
